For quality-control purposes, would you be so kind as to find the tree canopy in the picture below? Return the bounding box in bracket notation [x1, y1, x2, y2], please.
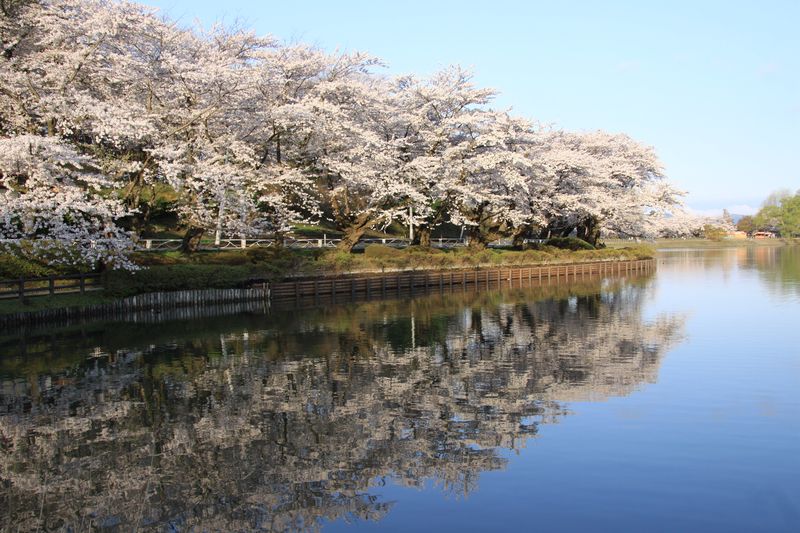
[751, 190, 800, 237]
[1, 0, 691, 268]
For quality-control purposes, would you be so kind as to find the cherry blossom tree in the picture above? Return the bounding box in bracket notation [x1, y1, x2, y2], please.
[392, 68, 511, 248]
[0, 135, 135, 268]
[526, 130, 681, 246]
[652, 208, 737, 239]
[1, 0, 159, 265]
[0, 0, 688, 267]
[248, 46, 427, 251]
[291, 51, 412, 251]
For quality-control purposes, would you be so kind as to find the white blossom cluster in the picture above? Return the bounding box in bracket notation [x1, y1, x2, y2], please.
[1, 0, 691, 267]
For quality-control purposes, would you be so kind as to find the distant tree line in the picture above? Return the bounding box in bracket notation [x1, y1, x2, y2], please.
[736, 189, 800, 237]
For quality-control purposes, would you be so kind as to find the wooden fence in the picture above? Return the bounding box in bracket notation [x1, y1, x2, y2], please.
[0, 273, 102, 301]
[268, 259, 654, 303]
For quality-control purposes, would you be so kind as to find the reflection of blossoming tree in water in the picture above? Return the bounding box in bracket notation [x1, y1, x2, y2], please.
[0, 277, 684, 531]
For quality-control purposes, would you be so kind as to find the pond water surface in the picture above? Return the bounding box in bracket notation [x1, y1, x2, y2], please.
[1, 247, 798, 532]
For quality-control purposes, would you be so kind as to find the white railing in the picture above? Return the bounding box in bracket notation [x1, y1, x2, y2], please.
[135, 236, 469, 251]
[286, 237, 338, 249]
[430, 237, 468, 249]
[140, 239, 183, 251]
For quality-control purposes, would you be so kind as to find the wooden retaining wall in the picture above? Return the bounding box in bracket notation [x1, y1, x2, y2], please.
[0, 259, 654, 329]
[0, 287, 269, 329]
[269, 259, 654, 303]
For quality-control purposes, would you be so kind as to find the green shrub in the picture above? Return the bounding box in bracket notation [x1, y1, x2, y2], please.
[0, 253, 55, 279]
[522, 242, 546, 251]
[703, 224, 727, 241]
[620, 245, 656, 259]
[321, 250, 356, 271]
[102, 264, 255, 296]
[468, 249, 495, 265]
[489, 251, 509, 264]
[364, 244, 404, 259]
[244, 247, 276, 263]
[0, 241, 91, 275]
[546, 237, 595, 251]
[248, 247, 310, 278]
[130, 251, 187, 266]
[404, 245, 444, 255]
[521, 250, 550, 263]
[195, 250, 251, 265]
[130, 247, 304, 278]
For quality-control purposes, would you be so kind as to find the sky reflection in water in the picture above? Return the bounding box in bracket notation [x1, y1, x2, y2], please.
[1, 247, 799, 532]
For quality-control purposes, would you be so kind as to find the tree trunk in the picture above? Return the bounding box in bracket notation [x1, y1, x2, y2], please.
[577, 216, 600, 247]
[181, 226, 204, 253]
[132, 201, 152, 235]
[466, 226, 487, 250]
[416, 227, 432, 247]
[511, 227, 527, 250]
[337, 215, 374, 253]
[337, 227, 368, 252]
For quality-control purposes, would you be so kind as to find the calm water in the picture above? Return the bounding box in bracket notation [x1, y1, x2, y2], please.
[1, 247, 798, 532]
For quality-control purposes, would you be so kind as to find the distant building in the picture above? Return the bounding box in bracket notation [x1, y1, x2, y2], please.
[753, 231, 777, 239]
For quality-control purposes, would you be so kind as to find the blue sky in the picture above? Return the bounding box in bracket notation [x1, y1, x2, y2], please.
[144, 0, 799, 215]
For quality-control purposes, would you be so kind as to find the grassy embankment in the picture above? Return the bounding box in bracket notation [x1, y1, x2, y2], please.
[604, 237, 792, 249]
[0, 242, 654, 316]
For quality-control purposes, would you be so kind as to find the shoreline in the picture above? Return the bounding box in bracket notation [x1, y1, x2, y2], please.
[2, 246, 654, 316]
[606, 238, 793, 250]
[5, 238, 797, 319]
[0, 258, 655, 328]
